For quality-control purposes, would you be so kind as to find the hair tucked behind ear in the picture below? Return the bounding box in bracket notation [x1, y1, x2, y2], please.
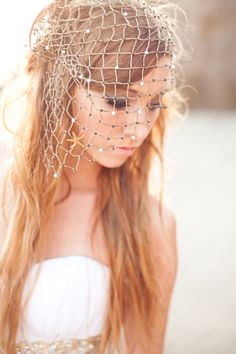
[0, 1, 190, 353]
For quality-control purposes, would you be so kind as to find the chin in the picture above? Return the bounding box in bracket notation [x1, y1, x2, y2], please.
[94, 153, 129, 168]
[87, 148, 131, 169]
[97, 158, 128, 169]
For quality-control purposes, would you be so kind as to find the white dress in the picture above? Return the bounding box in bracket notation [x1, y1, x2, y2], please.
[15, 255, 114, 353]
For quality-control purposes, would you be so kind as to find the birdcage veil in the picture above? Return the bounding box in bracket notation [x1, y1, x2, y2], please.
[30, 0, 177, 178]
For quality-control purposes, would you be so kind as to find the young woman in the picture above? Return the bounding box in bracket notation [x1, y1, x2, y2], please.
[0, 0, 189, 353]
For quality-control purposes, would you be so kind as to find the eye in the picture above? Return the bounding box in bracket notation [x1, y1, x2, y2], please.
[105, 98, 130, 109]
[105, 98, 160, 111]
[147, 102, 160, 111]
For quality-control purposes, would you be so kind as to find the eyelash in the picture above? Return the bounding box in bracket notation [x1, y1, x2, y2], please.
[105, 99, 160, 111]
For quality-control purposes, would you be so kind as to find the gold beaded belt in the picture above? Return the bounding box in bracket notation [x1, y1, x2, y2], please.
[15, 334, 101, 354]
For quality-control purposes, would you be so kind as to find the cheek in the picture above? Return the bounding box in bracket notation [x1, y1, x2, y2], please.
[72, 93, 160, 151]
[146, 109, 161, 129]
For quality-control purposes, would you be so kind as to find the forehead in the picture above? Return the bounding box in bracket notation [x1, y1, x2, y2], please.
[88, 56, 171, 98]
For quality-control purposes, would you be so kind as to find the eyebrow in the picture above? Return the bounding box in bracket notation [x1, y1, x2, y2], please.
[126, 88, 139, 95]
[105, 92, 161, 102]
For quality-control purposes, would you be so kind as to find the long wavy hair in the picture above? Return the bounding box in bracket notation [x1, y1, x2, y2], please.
[0, 0, 190, 353]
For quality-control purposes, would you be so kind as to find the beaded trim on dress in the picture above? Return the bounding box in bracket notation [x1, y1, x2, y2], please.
[15, 334, 101, 354]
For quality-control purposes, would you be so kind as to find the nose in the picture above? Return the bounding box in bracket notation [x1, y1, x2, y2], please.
[123, 122, 149, 142]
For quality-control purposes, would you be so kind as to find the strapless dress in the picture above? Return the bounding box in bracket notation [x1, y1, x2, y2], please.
[15, 255, 113, 353]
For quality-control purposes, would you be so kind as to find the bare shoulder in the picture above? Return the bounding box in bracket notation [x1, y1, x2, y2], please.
[148, 194, 177, 247]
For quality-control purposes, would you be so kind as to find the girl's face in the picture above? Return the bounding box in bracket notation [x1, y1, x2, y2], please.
[71, 59, 170, 168]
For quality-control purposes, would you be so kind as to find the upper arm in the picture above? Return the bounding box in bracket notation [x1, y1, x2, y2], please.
[148, 195, 178, 352]
[0, 158, 13, 247]
[149, 194, 178, 279]
[155, 198, 178, 296]
[124, 195, 178, 354]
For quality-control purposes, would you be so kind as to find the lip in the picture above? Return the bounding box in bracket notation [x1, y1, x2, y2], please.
[118, 144, 140, 149]
[116, 146, 136, 155]
[119, 146, 136, 150]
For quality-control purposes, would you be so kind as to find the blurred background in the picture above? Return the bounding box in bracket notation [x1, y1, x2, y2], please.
[162, 1, 236, 354]
[0, 1, 235, 353]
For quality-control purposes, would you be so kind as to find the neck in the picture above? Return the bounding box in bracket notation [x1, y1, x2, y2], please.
[57, 159, 102, 197]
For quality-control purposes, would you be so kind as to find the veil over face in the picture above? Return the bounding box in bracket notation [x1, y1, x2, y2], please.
[31, 0, 176, 178]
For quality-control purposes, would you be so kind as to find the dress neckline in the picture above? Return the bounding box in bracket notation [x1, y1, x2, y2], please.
[33, 255, 110, 271]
